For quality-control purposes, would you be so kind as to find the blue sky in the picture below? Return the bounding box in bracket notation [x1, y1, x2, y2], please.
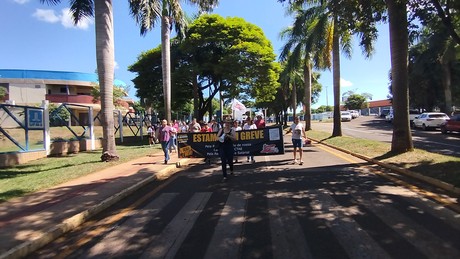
[1, 0, 392, 108]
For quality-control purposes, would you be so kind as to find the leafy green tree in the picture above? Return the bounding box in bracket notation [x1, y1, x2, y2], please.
[344, 94, 367, 110]
[131, 101, 145, 115]
[128, 0, 219, 122]
[180, 14, 281, 119]
[40, 0, 118, 161]
[49, 103, 70, 126]
[91, 84, 128, 108]
[130, 15, 280, 120]
[0, 86, 6, 100]
[129, 42, 193, 117]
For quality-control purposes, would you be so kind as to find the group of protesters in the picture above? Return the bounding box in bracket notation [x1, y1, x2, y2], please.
[216, 115, 265, 180]
[147, 114, 308, 181]
[147, 115, 267, 177]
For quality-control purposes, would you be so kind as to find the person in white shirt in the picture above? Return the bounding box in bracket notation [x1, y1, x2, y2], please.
[242, 117, 257, 163]
[232, 120, 242, 163]
[285, 116, 307, 165]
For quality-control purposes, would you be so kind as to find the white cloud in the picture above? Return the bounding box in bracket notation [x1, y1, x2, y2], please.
[33, 8, 93, 30]
[61, 8, 93, 30]
[14, 0, 30, 4]
[114, 61, 120, 70]
[340, 78, 353, 87]
[33, 9, 60, 23]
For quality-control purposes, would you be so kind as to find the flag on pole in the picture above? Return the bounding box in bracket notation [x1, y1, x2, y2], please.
[231, 98, 247, 113]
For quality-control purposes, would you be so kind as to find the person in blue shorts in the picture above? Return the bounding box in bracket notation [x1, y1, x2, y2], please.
[285, 116, 307, 165]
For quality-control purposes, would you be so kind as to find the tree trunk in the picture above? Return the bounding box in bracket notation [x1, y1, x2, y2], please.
[332, 17, 342, 137]
[386, 0, 414, 153]
[95, 0, 118, 162]
[161, 12, 172, 122]
[440, 43, 454, 114]
[193, 75, 199, 119]
[441, 61, 452, 114]
[292, 82, 297, 118]
[303, 58, 312, 130]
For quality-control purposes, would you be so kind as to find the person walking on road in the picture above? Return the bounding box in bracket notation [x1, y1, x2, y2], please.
[217, 119, 236, 180]
[285, 116, 307, 165]
[158, 119, 174, 164]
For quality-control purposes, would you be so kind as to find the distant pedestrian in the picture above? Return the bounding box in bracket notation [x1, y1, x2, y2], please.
[168, 121, 178, 153]
[158, 119, 174, 164]
[243, 117, 257, 163]
[217, 119, 236, 180]
[147, 124, 155, 147]
[285, 116, 307, 165]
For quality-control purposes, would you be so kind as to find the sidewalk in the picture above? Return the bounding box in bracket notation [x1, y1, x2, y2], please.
[0, 152, 199, 259]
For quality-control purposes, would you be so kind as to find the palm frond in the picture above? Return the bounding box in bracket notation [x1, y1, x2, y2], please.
[69, 0, 94, 21]
[129, 0, 162, 36]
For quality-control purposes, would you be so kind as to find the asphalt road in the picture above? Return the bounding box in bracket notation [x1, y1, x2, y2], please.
[312, 116, 460, 157]
[30, 137, 460, 259]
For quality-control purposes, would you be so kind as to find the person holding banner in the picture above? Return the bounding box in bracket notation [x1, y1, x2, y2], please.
[158, 119, 174, 164]
[217, 119, 237, 180]
[285, 116, 307, 165]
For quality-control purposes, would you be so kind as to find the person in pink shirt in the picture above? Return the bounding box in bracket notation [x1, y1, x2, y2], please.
[158, 119, 174, 164]
[254, 115, 266, 128]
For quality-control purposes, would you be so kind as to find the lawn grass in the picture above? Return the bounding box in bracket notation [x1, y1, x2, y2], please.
[307, 130, 460, 187]
[0, 140, 162, 202]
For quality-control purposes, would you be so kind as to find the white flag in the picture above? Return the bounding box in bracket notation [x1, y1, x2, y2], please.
[231, 98, 247, 113]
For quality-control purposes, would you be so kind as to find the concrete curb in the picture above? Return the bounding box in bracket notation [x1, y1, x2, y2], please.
[310, 138, 460, 196]
[0, 158, 194, 259]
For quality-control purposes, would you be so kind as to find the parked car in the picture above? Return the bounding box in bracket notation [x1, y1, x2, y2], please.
[350, 110, 360, 119]
[413, 112, 450, 130]
[379, 108, 391, 118]
[340, 111, 352, 122]
[409, 109, 421, 127]
[385, 109, 420, 125]
[440, 114, 460, 134]
[385, 110, 394, 123]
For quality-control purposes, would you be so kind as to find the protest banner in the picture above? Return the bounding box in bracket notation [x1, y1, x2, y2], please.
[177, 125, 285, 158]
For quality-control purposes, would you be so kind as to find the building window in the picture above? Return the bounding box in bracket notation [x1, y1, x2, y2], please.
[60, 87, 67, 93]
[35, 85, 41, 88]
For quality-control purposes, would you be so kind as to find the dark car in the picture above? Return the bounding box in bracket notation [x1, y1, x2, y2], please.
[441, 114, 460, 134]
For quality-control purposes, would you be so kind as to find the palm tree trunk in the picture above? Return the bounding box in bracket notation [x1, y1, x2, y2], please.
[332, 17, 342, 137]
[161, 12, 172, 122]
[386, 0, 414, 153]
[95, 0, 118, 161]
[292, 82, 297, 118]
[303, 58, 312, 130]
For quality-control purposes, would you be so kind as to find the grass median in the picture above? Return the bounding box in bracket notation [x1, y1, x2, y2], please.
[307, 130, 460, 188]
[0, 141, 162, 202]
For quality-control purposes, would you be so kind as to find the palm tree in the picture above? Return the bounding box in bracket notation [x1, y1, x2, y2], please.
[280, 4, 331, 131]
[281, 1, 352, 136]
[386, 0, 413, 152]
[129, 0, 219, 122]
[40, 0, 119, 162]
